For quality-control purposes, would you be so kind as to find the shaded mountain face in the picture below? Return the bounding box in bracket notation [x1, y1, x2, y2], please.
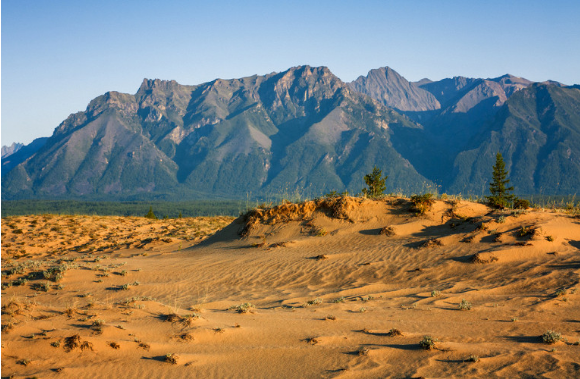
[1, 138, 48, 176]
[449, 84, 580, 195]
[2, 66, 432, 200]
[349, 67, 440, 112]
[3, 66, 579, 200]
[2, 143, 24, 158]
[384, 74, 536, 187]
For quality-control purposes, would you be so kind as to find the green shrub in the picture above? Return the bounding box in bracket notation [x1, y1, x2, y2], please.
[513, 198, 530, 209]
[542, 330, 562, 344]
[362, 166, 387, 198]
[459, 299, 472, 310]
[410, 193, 434, 215]
[144, 206, 157, 220]
[420, 335, 438, 350]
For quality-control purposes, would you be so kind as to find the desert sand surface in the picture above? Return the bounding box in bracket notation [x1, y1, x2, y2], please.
[2, 197, 580, 378]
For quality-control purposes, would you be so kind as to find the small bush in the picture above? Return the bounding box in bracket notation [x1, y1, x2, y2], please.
[305, 337, 319, 345]
[230, 303, 255, 314]
[17, 358, 31, 366]
[80, 341, 94, 351]
[542, 330, 562, 344]
[513, 198, 530, 209]
[387, 328, 402, 337]
[306, 298, 323, 306]
[165, 353, 178, 364]
[362, 166, 387, 198]
[64, 334, 81, 352]
[357, 347, 370, 356]
[410, 193, 435, 215]
[459, 299, 472, 311]
[419, 335, 438, 350]
[32, 281, 51, 292]
[466, 355, 479, 363]
[138, 342, 150, 351]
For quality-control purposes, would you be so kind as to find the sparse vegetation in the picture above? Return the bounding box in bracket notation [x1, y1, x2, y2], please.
[165, 353, 179, 364]
[64, 334, 82, 352]
[466, 355, 479, 363]
[357, 347, 370, 356]
[362, 166, 387, 198]
[387, 328, 402, 336]
[459, 299, 472, 311]
[420, 335, 438, 350]
[486, 152, 515, 209]
[542, 330, 562, 344]
[230, 303, 255, 314]
[305, 298, 323, 307]
[410, 193, 435, 215]
[305, 337, 319, 345]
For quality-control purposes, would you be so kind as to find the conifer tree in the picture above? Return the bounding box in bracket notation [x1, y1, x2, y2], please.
[144, 206, 157, 219]
[486, 152, 515, 208]
[362, 166, 387, 198]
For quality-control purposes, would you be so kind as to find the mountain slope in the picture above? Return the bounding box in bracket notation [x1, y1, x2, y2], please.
[3, 66, 579, 200]
[1, 143, 24, 158]
[1, 138, 48, 176]
[2, 66, 432, 200]
[449, 84, 580, 195]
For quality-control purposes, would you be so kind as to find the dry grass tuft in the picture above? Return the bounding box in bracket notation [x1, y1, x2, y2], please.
[165, 353, 179, 364]
[138, 342, 151, 351]
[421, 238, 443, 248]
[305, 337, 319, 345]
[379, 226, 395, 236]
[357, 347, 370, 356]
[471, 253, 498, 264]
[64, 334, 81, 352]
[387, 328, 403, 337]
[164, 313, 183, 323]
[80, 341, 94, 351]
[178, 333, 194, 342]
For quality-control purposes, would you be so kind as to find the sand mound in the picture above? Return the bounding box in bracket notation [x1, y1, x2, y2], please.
[239, 196, 362, 237]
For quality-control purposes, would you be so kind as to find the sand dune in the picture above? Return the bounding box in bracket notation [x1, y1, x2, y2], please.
[2, 197, 580, 378]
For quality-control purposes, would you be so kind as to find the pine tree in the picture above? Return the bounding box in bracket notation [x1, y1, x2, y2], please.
[144, 206, 157, 219]
[362, 166, 387, 198]
[486, 152, 515, 208]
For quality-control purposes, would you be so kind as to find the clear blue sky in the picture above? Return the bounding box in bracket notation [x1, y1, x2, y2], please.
[2, 0, 580, 145]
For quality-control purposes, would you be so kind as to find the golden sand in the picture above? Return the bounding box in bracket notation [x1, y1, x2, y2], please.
[2, 198, 580, 378]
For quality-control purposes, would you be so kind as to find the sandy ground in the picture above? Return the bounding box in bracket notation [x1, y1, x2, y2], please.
[2, 197, 580, 378]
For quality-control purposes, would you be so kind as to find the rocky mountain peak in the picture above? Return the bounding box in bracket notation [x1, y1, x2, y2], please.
[350, 66, 440, 112]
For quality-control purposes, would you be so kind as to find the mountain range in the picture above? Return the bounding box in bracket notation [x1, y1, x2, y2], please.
[3, 65, 579, 200]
